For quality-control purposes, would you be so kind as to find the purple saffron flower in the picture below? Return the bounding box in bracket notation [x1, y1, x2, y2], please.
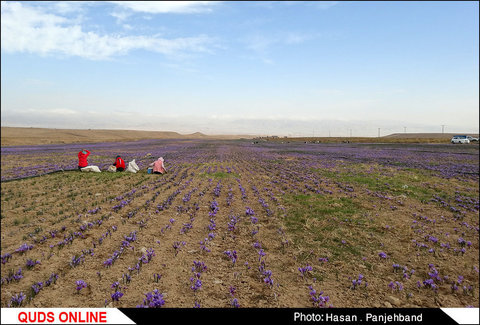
[45, 273, 58, 286]
[298, 265, 313, 278]
[16, 243, 34, 254]
[111, 281, 120, 290]
[224, 250, 238, 265]
[231, 298, 240, 308]
[192, 261, 208, 273]
[26, 259, 41, 269]
[31, 282, 44, 295]
[227, 215, 240, 232]
[190, 278, 202, 292]
[9, 292, 26, 307]
[258, 249, 266, 261]
[173, 241, 186, 256]
[138, 289, 165, 308]
[308, 285, 331, 308]
[111, 291, 124, 301]
[1, 253, 12, 265]
[76, 280, 87, 292]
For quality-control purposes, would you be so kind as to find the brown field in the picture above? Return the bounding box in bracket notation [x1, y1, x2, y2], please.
[0, 127, 254, 147]
[2, 127, 479, 147]
[1, 128, 478, 309]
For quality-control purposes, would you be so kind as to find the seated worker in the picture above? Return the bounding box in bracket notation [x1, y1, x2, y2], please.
[114, 155, 126, 172]
[149, 157, 167, 174]
[78, 149, 90, 170]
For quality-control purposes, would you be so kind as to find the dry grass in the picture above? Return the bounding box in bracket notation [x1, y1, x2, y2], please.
[1, 127, 255, 146]
[3, 127, 478, 147]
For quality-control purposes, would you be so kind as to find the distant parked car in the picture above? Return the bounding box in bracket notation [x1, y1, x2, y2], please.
[451, 135, 470, 144]
[466, 136, 478, 142]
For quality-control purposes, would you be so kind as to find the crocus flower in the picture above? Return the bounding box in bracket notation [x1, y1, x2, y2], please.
[76, 280, 87, 292]
[111, 291, 124, 301]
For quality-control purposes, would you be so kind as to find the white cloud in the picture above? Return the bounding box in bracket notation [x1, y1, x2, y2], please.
[244, 34, 275, 53]
[1, 2, 216, 60]
[5, 107, 474, 137]
[311, 1, 339, 10]
[51, 1, 91, 15]
[108, 1, 220, 14]
[245, 31, 317, 52]
[110, 9, 131, 23]
[252, 1, 339, 10]
[242, 31, 317, 64]
[284, 32, 314, 45]
[45, 108, 79, 115]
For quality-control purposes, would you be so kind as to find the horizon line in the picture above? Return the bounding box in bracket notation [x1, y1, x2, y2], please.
[2, 125, 478, 138]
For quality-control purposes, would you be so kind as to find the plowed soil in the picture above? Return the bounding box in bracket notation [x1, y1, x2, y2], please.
[1, 140, 478, 308]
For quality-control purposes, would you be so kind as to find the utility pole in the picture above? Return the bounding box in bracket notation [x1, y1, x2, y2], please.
[378, 128, 380, 138]
[404, 126, 407, 133]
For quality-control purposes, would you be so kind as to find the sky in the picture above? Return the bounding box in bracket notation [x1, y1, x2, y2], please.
[1, 1, 479, 137]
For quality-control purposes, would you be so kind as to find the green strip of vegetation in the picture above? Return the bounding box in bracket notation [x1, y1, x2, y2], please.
[312, 164, 444, 202]
[198, 171, 240, 179]
[282, 193, 375, 262]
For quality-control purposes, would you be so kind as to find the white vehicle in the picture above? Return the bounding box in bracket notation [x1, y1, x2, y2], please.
[451, 135, 470, 144]
[466, 135, 478, 142]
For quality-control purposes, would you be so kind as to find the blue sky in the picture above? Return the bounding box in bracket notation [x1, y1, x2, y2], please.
[1, 1, 478, 136]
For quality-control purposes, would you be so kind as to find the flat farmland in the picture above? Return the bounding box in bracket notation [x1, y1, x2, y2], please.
[1, 139, 478, 308]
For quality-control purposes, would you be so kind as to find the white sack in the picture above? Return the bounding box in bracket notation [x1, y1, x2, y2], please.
[126, 159, 140, 173]
[81, 165, 101, 173]
[107, 165, 117, 172]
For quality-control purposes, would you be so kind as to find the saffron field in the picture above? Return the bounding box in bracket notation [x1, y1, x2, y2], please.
[1, 139, 478, 308]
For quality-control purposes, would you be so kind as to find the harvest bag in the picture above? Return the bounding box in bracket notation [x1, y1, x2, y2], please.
[80, 166, 101, 173]
[126, 160, 140, 173]
[107, 165, 117, 173]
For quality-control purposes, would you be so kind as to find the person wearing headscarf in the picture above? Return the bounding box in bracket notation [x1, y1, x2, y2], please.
[78, 149, 90, 170]
[149, 157, 167, 174]
[114, 155, 126, 172]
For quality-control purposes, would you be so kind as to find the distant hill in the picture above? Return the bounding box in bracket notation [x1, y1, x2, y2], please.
[186, 132, 208, 138]
[0, 127, 254, 146]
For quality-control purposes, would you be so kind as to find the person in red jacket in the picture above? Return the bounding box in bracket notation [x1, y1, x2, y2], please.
[78, 149, 90, 169]
[114, 155, 126, 172]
